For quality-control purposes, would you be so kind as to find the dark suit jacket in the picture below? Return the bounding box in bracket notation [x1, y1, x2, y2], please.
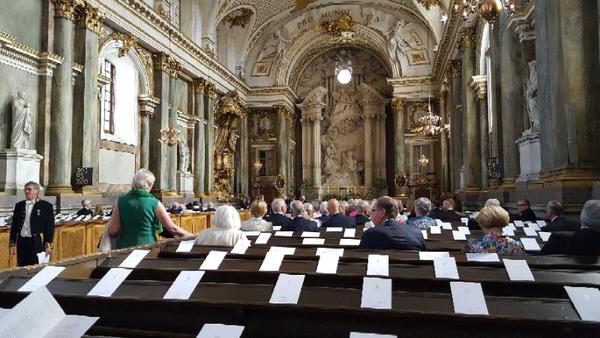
[520, 208, 537, 222]
[354, 214, 370, 225]
[541, 228, 600, 255]
[359, 219, 425, 250]
[10, 200, 55, 245]
[265, 213, 292, 227]
[281, 217, 318, 232]
[76, 208, 93, 216]
[316, 214, 329, 223]
[322, 213, 355, 228]
[541, 216, 579, 232]
[428, 209, 461, 222]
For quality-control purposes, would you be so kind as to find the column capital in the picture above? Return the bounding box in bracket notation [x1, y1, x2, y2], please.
[53, 0, 85, 20]
[139, 95, 160, 117]
[460, 28, 476, 50]
[193, 78, 207, 94]
[390, 97, 406, 114]
[469, 75, 488, 101]
[112, 32, 138, 58]
[153, 52, 181, 77]
[448, 60, 462, 78]
[76, 4, 104, 34]
[301, 108, 323, 122]
[205, 82, 217, 98]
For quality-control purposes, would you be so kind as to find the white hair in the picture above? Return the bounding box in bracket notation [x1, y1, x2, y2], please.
[581, 200, 600, 230]
[272, 199, 286, 213]
[212, 205, 241, 230]
[290, 200, 305, 217]
[304, 203, 314, 213]
[319, 201, 328, 215]
[415, 197, 432, 215]
[357, 200, 369, 213]
[131, 169, 155, 191]
[484, 198, 501, 208]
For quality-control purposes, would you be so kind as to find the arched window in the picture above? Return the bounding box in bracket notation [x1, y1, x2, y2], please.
[100, 60, 115, 134]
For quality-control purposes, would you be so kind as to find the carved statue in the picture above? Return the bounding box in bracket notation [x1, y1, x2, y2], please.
[388, 20, 411, 66]
[524, 60, 540, 132]
[178, 142, 190, 174]
[256, 29, 290, 63]
[11, 91, 32, 149]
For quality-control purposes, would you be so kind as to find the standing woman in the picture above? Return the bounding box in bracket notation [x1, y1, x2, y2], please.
[109, 169, 192, 249]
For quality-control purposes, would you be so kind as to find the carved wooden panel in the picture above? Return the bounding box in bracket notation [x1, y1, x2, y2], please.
[86, 222, 107, 254]
[0, 231, 12, 269]
[54, 225, 87, 262]
[192, 215, 208, 234]
[180, 216, 195, 234]
[239, 211, 252, 222]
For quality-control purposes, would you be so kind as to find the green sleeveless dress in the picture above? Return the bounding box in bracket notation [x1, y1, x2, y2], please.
[115, 189, 162, 249]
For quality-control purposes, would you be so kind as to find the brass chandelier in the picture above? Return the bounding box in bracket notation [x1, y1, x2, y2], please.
[454, 0, 525, 22]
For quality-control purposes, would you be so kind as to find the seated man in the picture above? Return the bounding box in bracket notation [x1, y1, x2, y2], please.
[353, 200, 371, 225]
[516, 199, 537, 222]
[541, 200, 578, 232]
[205, 201, 216, 212]
[76, 199, 94, 216]
[359, 196, 425, 250]
[441, 199, 462, 222]
[265, 198, 291, 227]
[407, 197, 436, 230]
[322, 199, 356, 228]
[281, 200, 318, 232]
[167, 202, 183, 214]
[541, 200, 600, 255]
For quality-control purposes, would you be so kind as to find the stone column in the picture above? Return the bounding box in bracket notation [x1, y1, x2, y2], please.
[363, 112, 374, 189]
[72, 4, 103, 193]
[138, 97, 157, 169]
[276, 105, 287, 177]
[391, 97, 407, 196]
[193, 79, 206, 197]
[47, 0, 81, 194]
[312, 114, 323, 187]
[376, 113, 387, 180]
[300, 87, 327, 196]
[439, 82, 450, 193]
[239, 113, 249, 195]
[500, 13, 524, 188]
[205, 83, 216, 193]
[448, 61, 463, 192]
[461, 28, 481, 190]
[471, 75, 489, 189]
[301, 117, 312, 183]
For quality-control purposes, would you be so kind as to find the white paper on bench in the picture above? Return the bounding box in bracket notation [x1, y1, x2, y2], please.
[452, 231, 466, 241]
[18, 266, 65, 292]
[269, 274, 305, 304]
[429, 226, 442, 234]
[514, 220, 525, 227]
[163, 271, 205, 300]
[118, 249, 150, 268]
[230, 239, 251, 254]
[242, 231, 260, 237]
[316, 253, 340, 274]
[255, 233, 271, 244]
[326, 227, 343, 232]
[0, 287, 61, 338]
[536, 220, 547, 227]
[339, 238, 361, 246]
[302, 238, 325, 245]
[196, 323, 245, 338]
[316, 248, 344, 257]
[461, 217, 469, 225]
[503, 259, 534, 281]
[419, 251, 449, 261]
[344, 228, 356, 238]
[367, 254, 389, 277]
[361, 277, 392, 310]
[435, 219, 444, 227]
[272, 226, 282, 231]
[350, 333, 397, 338]
[502, 227, 515, 236]
[45, 315, 100, 338]
[301, 231, 320, 238]
[538, 231, 552, 242]
[176, 240, 195, 253]
[457, 226, 471, 235]
[564, 286, 600, 322]
[37, 252, 50, 264]
[450, 281, 489, 315]
[421, 230, 428, 240]
[274, 231, 294, 237]
[465, 253, 500, 262]
[530, 223, 541, 231]
[433, 257, 459, 279]
[87, 268, 131, 297]
[259, 251, 286, 271]
[269, 246, 296, 255]
[199, 251, 228, 270]
[520, 237, 541, 251]
[441, 222, 453, 230]
[523, 227, 538, 237]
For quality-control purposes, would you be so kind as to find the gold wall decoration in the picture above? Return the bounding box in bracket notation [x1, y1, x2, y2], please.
[391, 98, 406, 114]
[213, 91, 248, 202]
[76, 4, 104, 34]
[314, 14, 357, 37]
[460, 28, 476, 50]
[293, 0, 318, 12]
[448, 60, 462, 79]
[194, 77, 207, 94]
[112, 32, 137, 58]
[417, 0, 443, 10]
[223, 8, 253, 29]
[152, 52, 181, 77]
[52, 0, 85, 20]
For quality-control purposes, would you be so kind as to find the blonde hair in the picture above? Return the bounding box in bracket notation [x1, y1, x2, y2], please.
[476, 206, 510, 229]
[250, 199, 267, 218]
[131, 169, 155, 191]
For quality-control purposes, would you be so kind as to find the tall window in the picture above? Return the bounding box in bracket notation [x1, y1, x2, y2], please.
[100, 60, 115, 134]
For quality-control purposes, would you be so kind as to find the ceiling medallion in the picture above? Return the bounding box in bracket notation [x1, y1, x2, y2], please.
[314, 14, 357, 39]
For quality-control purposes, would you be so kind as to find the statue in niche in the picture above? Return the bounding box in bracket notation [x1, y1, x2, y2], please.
[388, 20, 429, 66]
[524, 60, 540, 132]
[388, 20, 411, 65]
[323, 144, 339, 178]
[11, 91, 32, 149]
[344, 150, 359, 186]
[330, 86, 361, 136]
[178, 141, 190, 174]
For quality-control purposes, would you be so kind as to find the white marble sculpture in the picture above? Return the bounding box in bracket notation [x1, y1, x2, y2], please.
[179, 142, 190, 174]
[388, 20, 411, 66]
[11, 91, 32, 149]
[256, 29, 290, 63]
[524, 60, 540, 132]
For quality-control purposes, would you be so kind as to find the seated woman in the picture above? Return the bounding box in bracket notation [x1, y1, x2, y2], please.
[464, 206, 524, 255]
[241, 200, 272, 232]
[109, 169, 192, 249]
[195, 205, 248, 246]
[304, 202, 321, 228]
[407, 197, 436, 230]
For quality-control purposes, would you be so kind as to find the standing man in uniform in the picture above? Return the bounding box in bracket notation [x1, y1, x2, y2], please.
[9, 181, 55, 266]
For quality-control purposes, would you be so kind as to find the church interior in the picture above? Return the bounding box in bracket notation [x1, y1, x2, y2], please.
[1, 0, 600, 337]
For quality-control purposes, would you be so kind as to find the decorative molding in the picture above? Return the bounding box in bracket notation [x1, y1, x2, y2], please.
[448, 60, 461, 78]
[416, 0, 442, 10]
[152, 52, 181, 77]
[507, 1, 536, 43]
[193, 78, 207, 94]
[53, 0, 85, 20]
[460, 28, 476, 50]
[223, 8, 254, 28]
[469, 75, 487, 101]
[0, 31, 63, 77]
[391, 97, 407, 113]
[313, 14, 357, 38]
[76, 3, 104, 34]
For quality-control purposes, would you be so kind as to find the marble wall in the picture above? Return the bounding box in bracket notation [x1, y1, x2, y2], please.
[0, 65, 39, 150]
